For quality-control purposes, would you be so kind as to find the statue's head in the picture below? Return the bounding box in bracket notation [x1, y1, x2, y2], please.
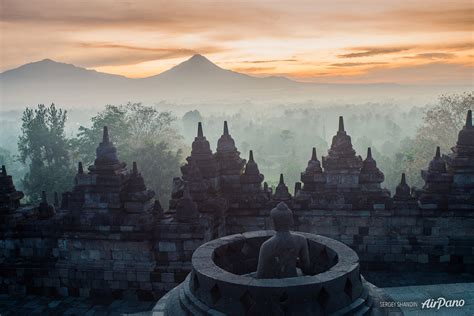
[271, 202, 294, 232]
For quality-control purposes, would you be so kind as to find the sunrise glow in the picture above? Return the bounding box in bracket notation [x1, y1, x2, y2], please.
[1, 0, 473, 84]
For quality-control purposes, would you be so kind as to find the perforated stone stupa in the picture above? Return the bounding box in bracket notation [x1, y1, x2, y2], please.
[300, 147, 325, 193]
[322, 116, 362, 189]
[240, 150, 267, 209]
[154, 202, 399, 315]
[215, 121, 246, 203]
[445, 110, 474, 208]
[294, 116, 393, 210]
[0, 165, 24, 213]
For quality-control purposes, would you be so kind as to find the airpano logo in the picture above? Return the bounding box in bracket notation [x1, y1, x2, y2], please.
[421, 297, 465, 310]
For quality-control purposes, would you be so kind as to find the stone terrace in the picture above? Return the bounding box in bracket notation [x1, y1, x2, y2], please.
[0, 112, 473, 302]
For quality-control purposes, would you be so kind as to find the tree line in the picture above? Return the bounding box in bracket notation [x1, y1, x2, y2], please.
[16, 103, 183, 204]
[4, 91, 472, 206]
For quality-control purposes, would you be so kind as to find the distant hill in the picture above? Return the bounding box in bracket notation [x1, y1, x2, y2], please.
[145, 54, 296, 87]
[0, 54, 470, 109]
[0, 59, 131, 108]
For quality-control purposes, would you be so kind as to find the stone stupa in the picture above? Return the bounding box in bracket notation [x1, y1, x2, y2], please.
[152, 202, 400, 315]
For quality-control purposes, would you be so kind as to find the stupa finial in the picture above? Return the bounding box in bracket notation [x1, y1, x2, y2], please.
[393, 172, 411, 201]
[311, 147, 317, 160]
[249, 150, 254, 162]
[1, 165, 6, 176]
[197, 122, 203, 137]
[78, 162, 84, 174]
[401, 173, 407, 185]
[133, 161, 138, 176]
[338, 116, 345, 132]
[294, 182, 301, 195]
[54, 192, 59, 207]
[279, 173, 285, 185]
[435, 146, 441, 159]
[466, 110, 472, 128]
[367, 147, 372, 159]
[102, 126, 109, 143]
[223, 121, 229, 135]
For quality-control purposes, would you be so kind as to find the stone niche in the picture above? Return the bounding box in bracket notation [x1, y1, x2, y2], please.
[155, 231, 398, 315]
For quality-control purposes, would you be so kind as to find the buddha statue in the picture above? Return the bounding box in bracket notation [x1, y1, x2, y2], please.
[256, 202, 310, 278]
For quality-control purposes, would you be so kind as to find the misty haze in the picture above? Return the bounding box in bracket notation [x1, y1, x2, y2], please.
[0, 0, 473, 315]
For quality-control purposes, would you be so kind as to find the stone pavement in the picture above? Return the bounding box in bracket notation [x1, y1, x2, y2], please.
[0, 294, 155, 316]
[382, 283, 474, 316]
[1, 271, 473, 315]
[363, 270, 474, 287]
[365, 271, 474, 315]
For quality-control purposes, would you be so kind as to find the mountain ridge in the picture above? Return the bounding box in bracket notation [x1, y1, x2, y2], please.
[1, 54, 294, 82]
[0, 55, 469, 109]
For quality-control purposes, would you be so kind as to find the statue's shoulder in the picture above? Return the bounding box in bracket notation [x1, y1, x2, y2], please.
[260, 235, 276, 250]
[291, 233, 307, 246]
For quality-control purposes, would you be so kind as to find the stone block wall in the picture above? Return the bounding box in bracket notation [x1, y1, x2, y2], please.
[0, 232, 158, 300]
[0, 212, 220, 301]
[225, 208, 474, 273]
[151, 214, 219, 298]
[1, 206, 473, 301]
[0, 237, 58, 295]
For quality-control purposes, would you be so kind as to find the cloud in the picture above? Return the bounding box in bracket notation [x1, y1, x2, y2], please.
[429, 42, 473, 51]
[330, 62, 389, 67]
[239, 59, 298, 64]
[0, 0, 282, 35]
[329, 5, 473, 33]
[386, 8, 473, 32]
[3, 1, 473, 38]
[305, 62, 474, 85]
[403, 53, 456, 60]
[231, 66, 277, 73]
[338, 47, 411, 58]
[337, 42, 472, 60]
[74, 43, 225, 67]
[78, 43, 198, 53]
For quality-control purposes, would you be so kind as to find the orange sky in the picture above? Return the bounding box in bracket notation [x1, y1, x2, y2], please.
[1, 0, 473, 84]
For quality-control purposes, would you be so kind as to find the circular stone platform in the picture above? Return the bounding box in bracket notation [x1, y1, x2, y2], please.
[155, 230, 399, 315]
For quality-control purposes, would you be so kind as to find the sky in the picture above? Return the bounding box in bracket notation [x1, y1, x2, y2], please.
[1, 0, 473, 84]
